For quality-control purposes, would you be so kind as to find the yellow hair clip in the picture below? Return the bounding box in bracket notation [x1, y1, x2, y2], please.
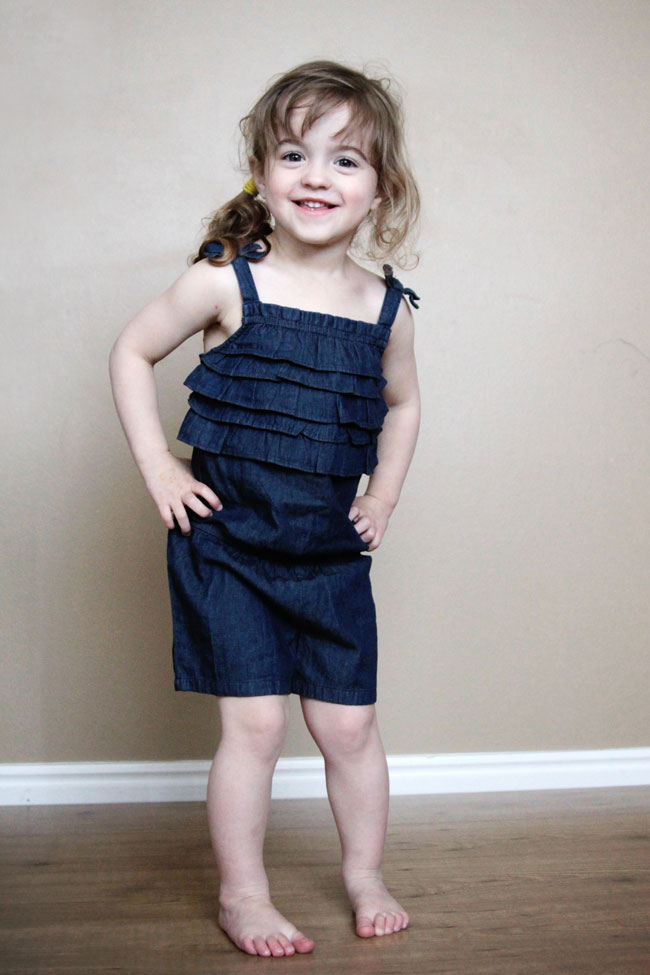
[242, 178, 257, 196]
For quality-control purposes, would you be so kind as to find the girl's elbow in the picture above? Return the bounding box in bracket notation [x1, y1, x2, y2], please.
[108, 335, 130, 376]
[108, 338, 121, 376]
[387, 388, 420, 414]
[406, 397, 421, 433]
[109, 334, 154, 371]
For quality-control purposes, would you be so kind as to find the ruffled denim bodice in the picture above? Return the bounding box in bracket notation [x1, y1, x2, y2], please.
[177, 243, 419, 477]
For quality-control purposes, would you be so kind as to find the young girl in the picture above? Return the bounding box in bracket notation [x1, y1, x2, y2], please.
[110, 60, 421, 958]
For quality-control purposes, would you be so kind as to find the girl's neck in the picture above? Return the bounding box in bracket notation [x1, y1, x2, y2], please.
[248, 228, 376, 320]
[264, 228, 355, 279]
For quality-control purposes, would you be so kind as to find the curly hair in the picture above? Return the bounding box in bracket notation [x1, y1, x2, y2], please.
[192, 60, 420, 269]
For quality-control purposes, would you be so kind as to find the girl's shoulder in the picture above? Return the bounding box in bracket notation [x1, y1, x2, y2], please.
[353, 261, 389, 292]
[343, 260, 397, 320]
[351, 260, 419, 303]
[352, 262, 420, 329]
[178, 253, 242, 318]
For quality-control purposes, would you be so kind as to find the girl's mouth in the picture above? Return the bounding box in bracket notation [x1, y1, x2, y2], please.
[294, 199, 336, 211]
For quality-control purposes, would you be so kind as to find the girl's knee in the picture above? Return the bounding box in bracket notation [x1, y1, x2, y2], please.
[302, 700, 377, 756]
[218, 695, 289, 757]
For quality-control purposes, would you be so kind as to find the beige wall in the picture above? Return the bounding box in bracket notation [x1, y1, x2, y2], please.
[2, 0, 648, 763]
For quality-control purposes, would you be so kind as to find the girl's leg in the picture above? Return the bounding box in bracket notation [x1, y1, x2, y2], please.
[210, 694, 315, 957]
[300, 698, 410, 938]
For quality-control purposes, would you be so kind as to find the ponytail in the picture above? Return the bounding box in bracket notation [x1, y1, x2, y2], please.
[191, 187, 272, 265]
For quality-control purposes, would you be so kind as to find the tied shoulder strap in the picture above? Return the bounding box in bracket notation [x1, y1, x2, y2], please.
[233, 241, 268, 302]
[382, 265, 420, 308]
[202, 240, 263, 303]
[376, 264, 420, 328]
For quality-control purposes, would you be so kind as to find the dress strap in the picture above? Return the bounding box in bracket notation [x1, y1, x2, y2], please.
[231, 255, 260, 302]
[202, 240, 264, 303]
[377, 264, 420, 327]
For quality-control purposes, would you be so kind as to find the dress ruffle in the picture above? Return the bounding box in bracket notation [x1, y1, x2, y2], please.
[183, 365, 388, 429]
[176, 251, 413, 476]
[214, 320, 388, 376]
[178, 410, 378, 476]
[198, 352, 387, 397]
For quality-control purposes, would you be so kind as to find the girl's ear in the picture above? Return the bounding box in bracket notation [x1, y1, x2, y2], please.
[250, 157, 265, 195]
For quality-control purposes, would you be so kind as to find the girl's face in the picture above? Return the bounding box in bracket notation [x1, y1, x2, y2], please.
[254, 102, 382, 252]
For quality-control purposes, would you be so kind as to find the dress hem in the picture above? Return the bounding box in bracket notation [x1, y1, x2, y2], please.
[174, 677, 376, 706]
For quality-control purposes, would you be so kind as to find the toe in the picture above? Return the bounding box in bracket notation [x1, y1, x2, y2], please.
[241, 935, 258, 955]
[356, 914, 376, 938]
[383, 912, 396, 934]
[292, 931, 315, 953]
[253, 936, 272, 957]
[277, 933, 295, 955]
[374, 912, 387, 935]
[266, 936, 285, 957]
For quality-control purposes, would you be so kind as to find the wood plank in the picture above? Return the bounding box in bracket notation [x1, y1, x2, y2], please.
[0, 788, 648, 973]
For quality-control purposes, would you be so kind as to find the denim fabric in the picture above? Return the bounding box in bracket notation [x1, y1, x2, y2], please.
[167, 451, 377, 704]
[168, 521, 377, 705]
[165, 246, 416, 705]
[176, 248, 407, 478]
[188, 451, 370, 558]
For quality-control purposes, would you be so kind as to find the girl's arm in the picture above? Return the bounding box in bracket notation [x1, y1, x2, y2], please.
[109, 260, 231, 534]
[349, 299, 421, 551]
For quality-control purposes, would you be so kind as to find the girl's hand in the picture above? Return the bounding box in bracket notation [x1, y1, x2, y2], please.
[141, 451, 222, 535]
[348, 493, 393, 552]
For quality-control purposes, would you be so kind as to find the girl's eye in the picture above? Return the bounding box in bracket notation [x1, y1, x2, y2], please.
[281, 151, 303, 162]
[336, 157, 358, 169]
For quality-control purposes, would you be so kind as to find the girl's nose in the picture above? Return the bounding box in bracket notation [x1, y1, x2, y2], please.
[301, 161, 330, 189]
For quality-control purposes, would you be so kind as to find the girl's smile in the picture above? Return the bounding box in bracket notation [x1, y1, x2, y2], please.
[293, 198, 337, 213]
[254, 103, 382, 249]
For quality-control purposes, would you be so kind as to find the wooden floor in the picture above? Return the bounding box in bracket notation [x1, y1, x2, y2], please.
[1, 787, 648, 974]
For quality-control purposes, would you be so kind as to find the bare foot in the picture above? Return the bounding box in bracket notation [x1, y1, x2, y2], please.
[343, 869, 410, 938]
[218, 893, 315, 957]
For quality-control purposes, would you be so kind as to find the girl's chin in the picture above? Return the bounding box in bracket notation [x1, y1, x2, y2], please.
[272, 211, 361, 248]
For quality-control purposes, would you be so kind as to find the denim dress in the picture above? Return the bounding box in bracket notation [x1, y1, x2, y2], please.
[167, 244, 419, 705]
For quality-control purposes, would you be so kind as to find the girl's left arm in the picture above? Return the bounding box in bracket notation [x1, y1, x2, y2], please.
[349, 299, 421, 551]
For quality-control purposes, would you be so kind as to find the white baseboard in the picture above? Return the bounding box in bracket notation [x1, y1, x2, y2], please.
[1, 748, 648, 806]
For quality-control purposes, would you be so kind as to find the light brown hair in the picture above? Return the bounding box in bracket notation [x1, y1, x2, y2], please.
[192, 60, 420, 268]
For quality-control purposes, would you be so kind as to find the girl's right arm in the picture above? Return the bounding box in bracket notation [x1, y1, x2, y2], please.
[109, 260, 232, 534]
